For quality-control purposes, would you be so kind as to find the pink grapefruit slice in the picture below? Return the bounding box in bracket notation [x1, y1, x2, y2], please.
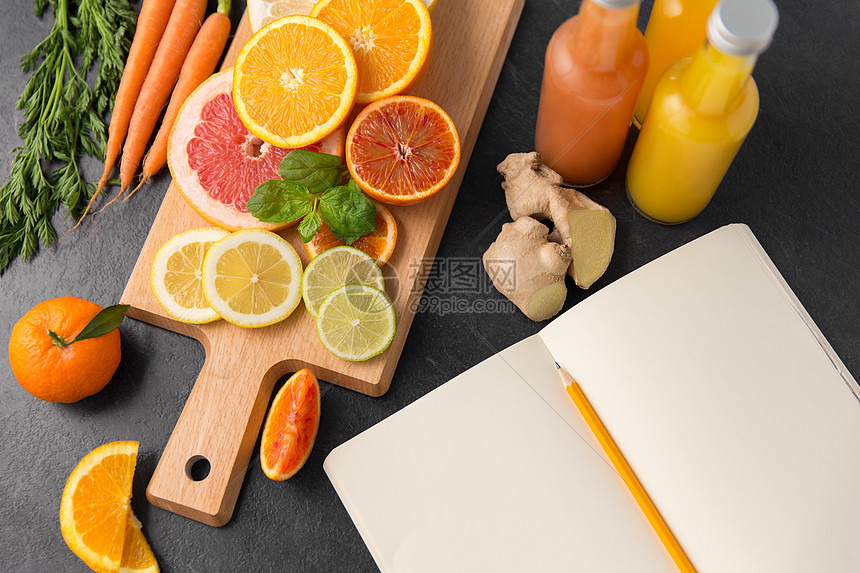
[167, 68, 345, 231]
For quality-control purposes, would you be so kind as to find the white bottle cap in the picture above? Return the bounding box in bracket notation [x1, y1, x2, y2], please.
[707, 0, 779, 56]
[592, 0, 641, 9]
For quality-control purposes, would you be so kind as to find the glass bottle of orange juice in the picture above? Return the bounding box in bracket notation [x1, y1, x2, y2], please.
[534, 0, 648, 186]
[633, 0, 719, 127]
[626, 0, 778, 224]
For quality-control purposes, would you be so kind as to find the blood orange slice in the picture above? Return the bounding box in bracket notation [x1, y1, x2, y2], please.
[346, 95, 460, 205]
[304, 200, 397, 264]
[168, 69, 344, 231]
[260, 369, 321, 480]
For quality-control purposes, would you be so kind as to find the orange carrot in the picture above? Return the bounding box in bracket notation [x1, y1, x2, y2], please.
[129, 0, 232, 199]
[76, 0, 176, 224]
[115, 0, 208, 200]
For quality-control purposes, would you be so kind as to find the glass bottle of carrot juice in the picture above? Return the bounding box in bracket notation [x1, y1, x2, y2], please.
[633, 0, 719, 127]
[626, 0, 778, 224]
[534, 0, 648, 186]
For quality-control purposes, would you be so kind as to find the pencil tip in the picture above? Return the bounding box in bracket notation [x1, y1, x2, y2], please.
[554, 361, 560, 369]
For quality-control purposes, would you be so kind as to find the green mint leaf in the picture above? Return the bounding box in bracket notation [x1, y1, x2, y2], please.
[297, 212, 322, 243]
[247, 180, 313, 223]
[72, 304, 129, 343]
[279, 150, 343, 195]
[331, 230, 362, 245]
[319, 184, 377, 241]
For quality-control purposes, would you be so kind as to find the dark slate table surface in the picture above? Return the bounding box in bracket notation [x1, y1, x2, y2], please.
[2, 0, 858, 571]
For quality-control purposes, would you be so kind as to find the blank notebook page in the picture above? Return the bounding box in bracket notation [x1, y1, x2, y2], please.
[540, 224, 860, 572]
[325, 334, 677, 572]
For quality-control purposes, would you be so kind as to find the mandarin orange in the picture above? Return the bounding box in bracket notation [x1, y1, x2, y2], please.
[8, 296, 121, 403]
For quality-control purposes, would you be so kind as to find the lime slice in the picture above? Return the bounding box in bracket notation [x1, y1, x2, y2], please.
[150, 227, 229, 324]
[302, 246, 384, 317]
[201, 229, 303, 328]
[316, 285, 395, 361]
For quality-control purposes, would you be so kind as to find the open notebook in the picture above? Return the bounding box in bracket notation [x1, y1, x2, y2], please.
[324, 224, 860, 572]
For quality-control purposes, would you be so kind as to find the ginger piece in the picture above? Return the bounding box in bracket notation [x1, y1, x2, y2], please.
[497, 151, 616, 289]
[483, 217, 572, 321]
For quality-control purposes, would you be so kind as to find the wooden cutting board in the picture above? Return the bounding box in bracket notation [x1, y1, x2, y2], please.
[122, 0, 524, 526]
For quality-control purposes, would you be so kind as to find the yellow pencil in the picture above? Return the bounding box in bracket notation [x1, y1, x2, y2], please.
[555, 363, 696, 573]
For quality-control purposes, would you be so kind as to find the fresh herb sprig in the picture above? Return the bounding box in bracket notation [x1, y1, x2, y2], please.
[247, 150, 378, 244]
[48, 303, 129, 348]
[0, 0, 136, 273]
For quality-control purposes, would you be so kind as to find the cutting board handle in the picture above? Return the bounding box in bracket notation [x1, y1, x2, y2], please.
[146, 342, 280, 526]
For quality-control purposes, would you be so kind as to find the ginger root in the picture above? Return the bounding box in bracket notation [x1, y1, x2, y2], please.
[483, 217, 572, 322]
[497, 152, 616, 289]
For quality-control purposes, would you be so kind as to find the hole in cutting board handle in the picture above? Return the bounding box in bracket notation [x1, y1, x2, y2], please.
[185, 456, 211, 481]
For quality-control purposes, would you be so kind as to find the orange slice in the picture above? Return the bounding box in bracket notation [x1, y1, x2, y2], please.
[121, 512, 159, 573]
[60, 441, 158, 573]
[304, 200, 397, 264]
[347, 95, 461, 205]
[260, 369, 321, 480]
[233, 16, 358, 148]
[168, 69, 344, 232]
[310, 0, 433, 104]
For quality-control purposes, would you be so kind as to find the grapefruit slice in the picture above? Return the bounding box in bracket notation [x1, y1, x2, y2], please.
[260, 369, 321, 480]
[168, 68, 344, 231]
[346, 95, 460, 205]
[304, 200, 397, 264]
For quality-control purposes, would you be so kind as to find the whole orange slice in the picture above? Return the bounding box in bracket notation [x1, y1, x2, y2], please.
[304, 200, 397, 264]
[260, 369, 321, 480]
[60, 441, 159, 573]
[347, 95, 461, 205]
[310, 0, 433, 104]
[169, 69, 344, 231]
[233, 16, 358, 148]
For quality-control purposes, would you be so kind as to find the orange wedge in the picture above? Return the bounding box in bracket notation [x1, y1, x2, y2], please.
[347, 95, 461, 205]
[260, 369, 321, 481]
[233, 16, 358, 148]
[120, 512, 159, 573]
[60, 441, 159, 573]
[304, 200, 397, 264]
[310, 0, 433, 104]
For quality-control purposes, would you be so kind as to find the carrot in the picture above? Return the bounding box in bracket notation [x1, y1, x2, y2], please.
[128, 0, 232, 200]
[113, 0, 208, 202]
[72, 0, 176, 229]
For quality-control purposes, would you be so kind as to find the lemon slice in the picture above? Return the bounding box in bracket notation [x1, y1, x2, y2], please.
[316, 284, 395, 361]
[248, 0, 317, 31]
[302, 246, 385, 317]
[151, 227, 229, 324]
[201, 229, 303, 328]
